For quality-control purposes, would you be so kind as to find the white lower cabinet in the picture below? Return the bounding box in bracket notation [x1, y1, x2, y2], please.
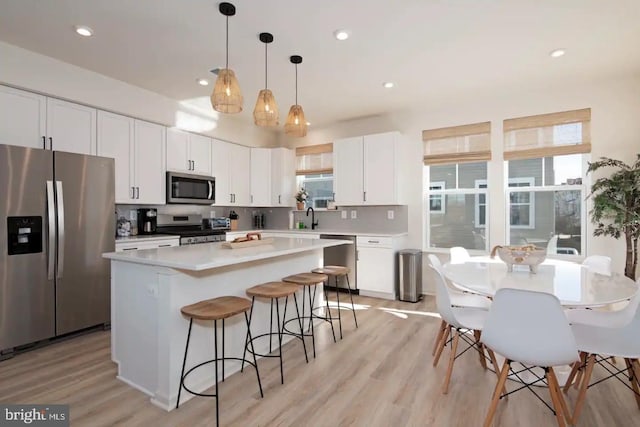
[357, 236, 403, 300]
[115, 238, 180, 252]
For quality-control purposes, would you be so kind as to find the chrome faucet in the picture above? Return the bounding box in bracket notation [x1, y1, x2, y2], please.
[306, 207, 318, 230]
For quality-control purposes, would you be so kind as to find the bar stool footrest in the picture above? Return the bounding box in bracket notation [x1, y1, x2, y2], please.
[180, 356, 258, 398]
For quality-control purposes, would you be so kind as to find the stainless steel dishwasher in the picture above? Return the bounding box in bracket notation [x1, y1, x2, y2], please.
[319, 234, 357, 291]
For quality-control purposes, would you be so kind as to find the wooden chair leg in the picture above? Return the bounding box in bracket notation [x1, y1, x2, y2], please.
[433, 326, 450, 368]
[563, 351, 585, 393]
[486, 348, 508, 400]
[572, 353, 596, 425]
[574, 351, 588, 390]
[548, 367, 572, 426]
[483, 360, 511, 427]
[624, 358, 640, 409]
[432, 320, 447, 356]
[442, 329, 460, 394]
[633, 359, 640, 388]
[474, 330, 487, 369]
[547, 368, 568, 427]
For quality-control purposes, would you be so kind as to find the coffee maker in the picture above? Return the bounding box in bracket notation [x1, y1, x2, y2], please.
[137, 208, 157, 234]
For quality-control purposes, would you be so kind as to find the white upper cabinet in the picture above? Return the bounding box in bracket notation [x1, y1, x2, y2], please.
[98, 112, 165, 204]
[97, 111, 134, 203]
[229, 143, 251, 206]
[166, 128, 211, 175]
[0, 85, 96, 154]
[334, 136, 364, 205]
[0, 85, 46, 149]
[250, 148, 272, 206]
[334, 131, 406, 206]
[211, 139, 250, 206]
[46, 98, 96, 155]
[271, 147, 295, 207]
[134, 120, 166, 205]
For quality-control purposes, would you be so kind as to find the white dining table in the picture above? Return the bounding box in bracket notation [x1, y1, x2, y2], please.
[442, 256, 638, 308]
[442, 256, 639, 386]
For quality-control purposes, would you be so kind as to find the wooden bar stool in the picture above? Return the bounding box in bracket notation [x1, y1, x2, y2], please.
[312, 265, 359, 340]
[176, 296, 263, 427]
[241, 281, 308, 385]
[282, 272, 332, 358]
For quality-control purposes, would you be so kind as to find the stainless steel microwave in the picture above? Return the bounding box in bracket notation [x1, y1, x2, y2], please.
[166, 172, 215, 204]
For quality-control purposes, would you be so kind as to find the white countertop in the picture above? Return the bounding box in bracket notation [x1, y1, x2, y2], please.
[104, 237, 352, 271]
[115, 234, 180, 243]
[229, 229, 408, 238]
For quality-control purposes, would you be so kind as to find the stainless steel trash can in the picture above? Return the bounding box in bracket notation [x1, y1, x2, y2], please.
[398, 249, 423, 302]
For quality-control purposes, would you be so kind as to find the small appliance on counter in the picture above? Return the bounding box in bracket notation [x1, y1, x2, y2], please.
[137, 208, 158, 235]
[117, 217, 132, 237]
[253, 213, 265, 229]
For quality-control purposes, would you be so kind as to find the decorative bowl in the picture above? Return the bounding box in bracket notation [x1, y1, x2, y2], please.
[490, 245, 546, 273]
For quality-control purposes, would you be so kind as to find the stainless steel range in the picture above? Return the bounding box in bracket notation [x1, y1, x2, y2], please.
[156, 214, 228, 245]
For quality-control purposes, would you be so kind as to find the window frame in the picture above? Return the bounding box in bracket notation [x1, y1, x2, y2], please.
[295, 173, 334, 211]
[507, 177, 536, 230]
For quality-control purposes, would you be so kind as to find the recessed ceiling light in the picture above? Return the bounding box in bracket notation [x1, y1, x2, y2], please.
[75, 26, 93, 37]
[333, 30, 350, 41]
[383, 82, 395, 89]
[197, 78, 210, 86]
[550, 48, 566, 58]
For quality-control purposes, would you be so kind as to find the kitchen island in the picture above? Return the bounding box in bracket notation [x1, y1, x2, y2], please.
[103, 237, 351, 411]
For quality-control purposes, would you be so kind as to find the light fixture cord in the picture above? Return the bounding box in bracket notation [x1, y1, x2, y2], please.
[295, 63, 298, 105]
[265, 42, 268, 89]
[225, 15, 229, 69]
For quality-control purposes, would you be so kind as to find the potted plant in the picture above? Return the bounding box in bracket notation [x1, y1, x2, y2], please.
[587, 155, 640, 280]
[295, 188, 309, 210]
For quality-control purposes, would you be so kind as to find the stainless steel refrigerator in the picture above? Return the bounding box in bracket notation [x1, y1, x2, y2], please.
[0, 144, 115, 352]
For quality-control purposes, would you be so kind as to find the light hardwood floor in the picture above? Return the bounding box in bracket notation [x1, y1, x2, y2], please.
[0, 295, 638, 426]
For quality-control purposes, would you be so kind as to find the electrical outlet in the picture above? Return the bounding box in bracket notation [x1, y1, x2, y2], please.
[387, 210, 394, 220]
[351, 210, 357, 219]
[341, 210, 348, 219]
[210, 210, 216, 218]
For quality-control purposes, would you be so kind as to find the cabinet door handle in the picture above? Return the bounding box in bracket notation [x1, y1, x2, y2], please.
[368, 240, 380, 244]
[251, 195, 253, 203]
[136, 187, 140, 199]
[278, 195, 281, 204]
[42, 136, 46, 149]
[363, 191, 367, 202]
[233, 194, 236, 203]
[131, 187, 135, 199]
[230, 193, 233, 203]
[191, 160, 195, 170]
[123, 247, 138, 251]
[158, 244, 172, 247]
[49, 137, 53, 150]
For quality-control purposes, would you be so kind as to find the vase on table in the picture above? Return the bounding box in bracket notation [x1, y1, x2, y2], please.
[296, 201, 304, 210]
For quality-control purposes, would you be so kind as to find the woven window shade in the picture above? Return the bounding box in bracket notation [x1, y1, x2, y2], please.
[503, 108, 591, 160]
[295, 143, 333, 175]
[422, 122, 491, 165]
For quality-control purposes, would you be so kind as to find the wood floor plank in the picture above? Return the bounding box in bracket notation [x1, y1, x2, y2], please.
[1, 295, 638, 426]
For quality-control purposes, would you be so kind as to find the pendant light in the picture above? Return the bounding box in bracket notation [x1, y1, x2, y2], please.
[211, 2, 243, 113]
[253, 32, 279, 126]
[284, 55, 308, 137]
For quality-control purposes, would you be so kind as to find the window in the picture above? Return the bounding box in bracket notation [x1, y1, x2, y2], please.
[423, 122, 491, 251]
[426, 162, 488, 250]
[504, 109, 591, 255]
[295, 143, 333, 209]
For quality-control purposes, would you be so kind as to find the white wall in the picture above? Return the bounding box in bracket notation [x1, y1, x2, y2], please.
[289, 74, 640, 280]
[0, 41, 278, 147]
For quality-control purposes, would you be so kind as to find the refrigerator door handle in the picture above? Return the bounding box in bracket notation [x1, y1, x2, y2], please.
[46, 180, 56, 280]
[55, 181, 65, 279]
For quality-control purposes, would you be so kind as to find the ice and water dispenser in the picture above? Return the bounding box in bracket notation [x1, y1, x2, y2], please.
[7, 216, 43, 255]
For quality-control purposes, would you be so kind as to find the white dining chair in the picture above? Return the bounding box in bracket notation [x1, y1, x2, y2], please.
[481, 288, 578, 427]
[581, 255, 612, 276]
[428, 254, 492, 358]
[563, 283, 640, 424]
[449, 246, 471, 264]
[431, 264, 500, 394]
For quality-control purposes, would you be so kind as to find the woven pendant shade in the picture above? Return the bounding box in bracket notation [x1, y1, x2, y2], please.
[253, 89, 279, 126]
[284, 105, 307, 137]
[211, 68, 243, 113]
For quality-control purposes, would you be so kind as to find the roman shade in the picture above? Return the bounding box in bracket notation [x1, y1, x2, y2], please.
[422, 122, 491, 165]
[503, 108, 591, 160]
[295, 143, 333, 175]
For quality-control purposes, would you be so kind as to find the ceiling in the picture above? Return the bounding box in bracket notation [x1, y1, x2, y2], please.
[1, 0, 639, 129]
